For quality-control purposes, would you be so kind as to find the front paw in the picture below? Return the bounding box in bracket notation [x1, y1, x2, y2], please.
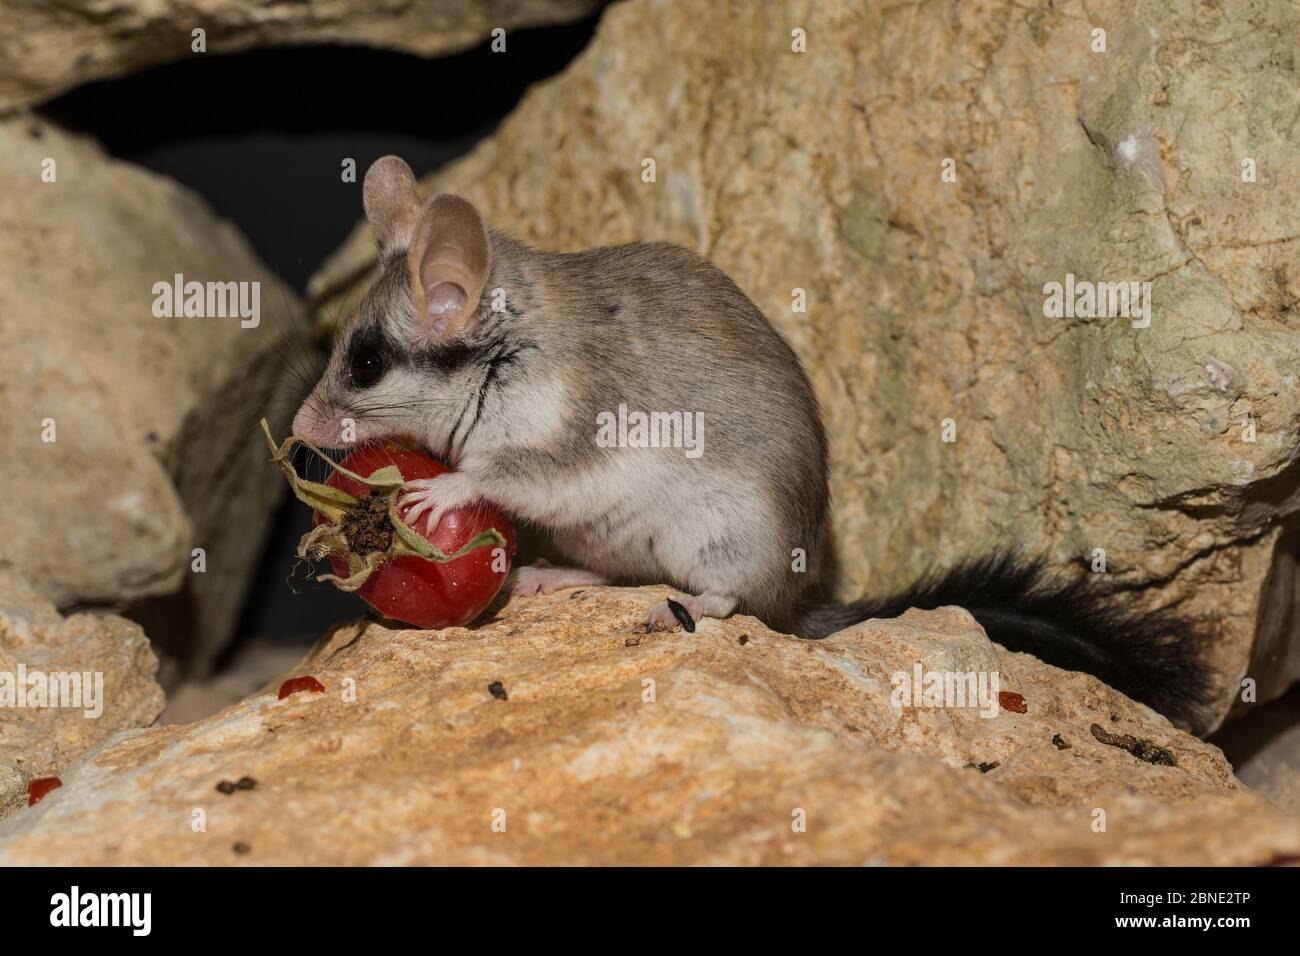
[397, 472, 475, 533]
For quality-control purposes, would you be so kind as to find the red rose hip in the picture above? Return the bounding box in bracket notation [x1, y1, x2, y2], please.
[312, 443, 516, 629]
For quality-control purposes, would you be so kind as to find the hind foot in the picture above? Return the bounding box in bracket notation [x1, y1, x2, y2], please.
[645, 593, 737, 633]
[509, 562, 609, 597]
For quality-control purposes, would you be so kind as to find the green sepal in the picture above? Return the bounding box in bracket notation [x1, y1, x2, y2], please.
[384, 495, 507, 560]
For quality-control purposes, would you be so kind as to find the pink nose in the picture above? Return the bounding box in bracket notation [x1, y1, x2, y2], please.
[290, 405, 314, 440]
[291, 404, 338, 447]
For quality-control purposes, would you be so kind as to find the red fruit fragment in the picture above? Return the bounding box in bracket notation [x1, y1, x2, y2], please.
[999, 691, 1027, 714]
[27, 776, 62, 806]
[278, 675, 325, 700]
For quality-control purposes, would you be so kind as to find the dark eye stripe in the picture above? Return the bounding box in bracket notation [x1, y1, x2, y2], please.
[414, 341, 480, 374]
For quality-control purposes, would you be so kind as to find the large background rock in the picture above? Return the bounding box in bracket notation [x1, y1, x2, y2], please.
[0, 0, 601, 111]
[310, 0, 1300, 732]
[1, 589, 1295, 865]
[0, 567, 163, 819]
[0, 113, 307, 677]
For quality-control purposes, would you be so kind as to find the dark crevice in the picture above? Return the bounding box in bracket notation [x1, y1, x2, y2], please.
[39, 13, 606, 292]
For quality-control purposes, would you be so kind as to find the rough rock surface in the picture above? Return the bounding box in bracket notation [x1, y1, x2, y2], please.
[0, 567, 164, 819]
[0, 113, 306, 675]
[0, 0, 600, 110]
[1, 588, 1296, 865]
[310, 0, 1300, 732]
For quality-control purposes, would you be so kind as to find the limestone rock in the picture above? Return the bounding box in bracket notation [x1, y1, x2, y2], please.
[0, 113, 307, 675]
[1, 588, 1295, 865]
[0, 0, 601, 111]
[309, 0, 1300, 732]
[0, 567, 164, 819]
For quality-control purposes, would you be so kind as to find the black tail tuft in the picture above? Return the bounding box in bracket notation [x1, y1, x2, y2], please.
[796, 552, 1214, 732]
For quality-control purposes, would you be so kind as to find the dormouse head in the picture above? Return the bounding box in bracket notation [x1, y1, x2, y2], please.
[293, 156, 496, 458]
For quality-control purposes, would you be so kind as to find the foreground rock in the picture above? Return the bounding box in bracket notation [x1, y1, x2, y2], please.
[2, 588, 1295, 865]
[0, 0, 600, 110]
[0, 114, 306, 676]
[310, 0, 1300, 733]
[0, 568, 164, 819]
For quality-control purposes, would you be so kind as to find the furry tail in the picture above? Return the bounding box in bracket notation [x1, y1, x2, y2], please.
[796, 552, 1214, 732]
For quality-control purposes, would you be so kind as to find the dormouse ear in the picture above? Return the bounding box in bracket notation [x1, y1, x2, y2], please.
[362, 156, 420, 256]
[406, 194, 492, 343]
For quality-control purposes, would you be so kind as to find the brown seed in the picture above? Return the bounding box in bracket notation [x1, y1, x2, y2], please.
[216, 781, 237, 795]
[488, 681, 508, 701]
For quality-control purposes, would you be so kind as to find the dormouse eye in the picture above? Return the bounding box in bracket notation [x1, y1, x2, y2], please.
[349, 344, 386, 388]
